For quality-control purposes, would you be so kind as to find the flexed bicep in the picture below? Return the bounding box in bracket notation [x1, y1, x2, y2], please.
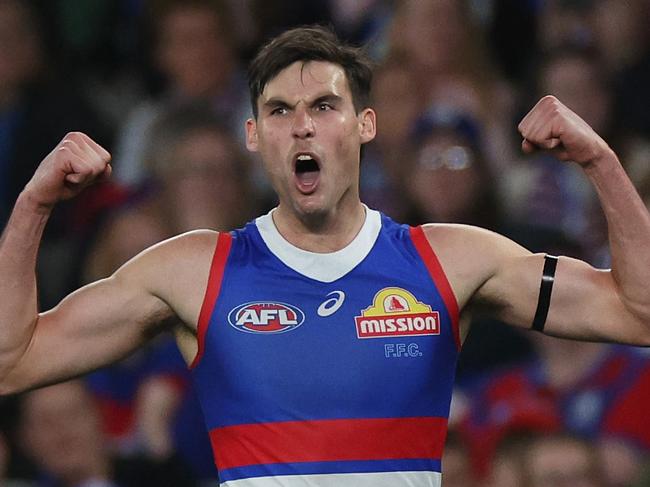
[480, 251, 650, 344]
[0, 229, 218, 395]
[1, 260, 175, 394]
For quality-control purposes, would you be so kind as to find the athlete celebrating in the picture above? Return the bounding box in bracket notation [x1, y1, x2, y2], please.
[1, 26, 650, 487]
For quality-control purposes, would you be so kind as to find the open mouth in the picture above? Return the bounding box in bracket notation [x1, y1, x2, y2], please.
[294, 153, 321, 193]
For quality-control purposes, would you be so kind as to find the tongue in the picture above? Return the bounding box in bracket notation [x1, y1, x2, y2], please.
[296, 170, 318, 189]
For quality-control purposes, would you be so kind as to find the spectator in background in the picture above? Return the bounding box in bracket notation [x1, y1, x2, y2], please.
[83, 103, 255, 483]
[112, 0, 249, 188]
[328, 0, 391, 47]
[485, 432, 535, 487]
[405, 107, 501, 229]
[460, 226, 650, 483]
[502, 45, 614, 259]
[590, 0, 649, 74]
[29, 0, 149, 127]
[387, 0, 494, 116]
[441, 430, 478, 487]
[19, 380, 195, 487]
[597, 437, 647, 487]
[404, 106, 536, 396]
[86, 103, 254, 279]
[486, 430, 645, 487]
[536, 0, 650, 183]
[359, 54, 420, 220]
[0, 0, 112, 308]
[462, 333, 650, 482]
[522, 433, 605, 487]
[595, 0, 650, 179]
[386, 0, 518, 172]
[537, 0, 594, 52]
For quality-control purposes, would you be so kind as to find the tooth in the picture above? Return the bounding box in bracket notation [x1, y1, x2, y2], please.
[297, 155, 313, 161]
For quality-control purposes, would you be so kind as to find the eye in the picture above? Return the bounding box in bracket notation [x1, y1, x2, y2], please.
[270, 106, 288, 116]
[316, 102, 333, 111]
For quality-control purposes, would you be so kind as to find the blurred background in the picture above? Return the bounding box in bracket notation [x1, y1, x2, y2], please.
[1, 0, 650, 485]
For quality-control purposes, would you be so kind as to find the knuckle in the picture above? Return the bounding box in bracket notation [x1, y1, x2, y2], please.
[60, 140, 78, 151]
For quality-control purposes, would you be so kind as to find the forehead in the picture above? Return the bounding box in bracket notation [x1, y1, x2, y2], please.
[260, 60, 352, 103]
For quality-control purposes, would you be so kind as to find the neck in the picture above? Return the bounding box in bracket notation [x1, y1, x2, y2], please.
[272, 199, 366, 253]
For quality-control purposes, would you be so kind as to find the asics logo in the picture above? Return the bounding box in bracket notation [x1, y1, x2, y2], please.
[317, 291, 346, 317]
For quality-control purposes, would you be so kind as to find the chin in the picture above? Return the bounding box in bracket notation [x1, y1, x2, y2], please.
[293, 195, 330, 219]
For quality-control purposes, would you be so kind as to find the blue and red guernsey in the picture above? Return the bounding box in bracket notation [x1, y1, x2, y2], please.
[190, 208, 461, 486]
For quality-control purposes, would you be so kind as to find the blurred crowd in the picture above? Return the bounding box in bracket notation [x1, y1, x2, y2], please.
[1, 0, 650, 485]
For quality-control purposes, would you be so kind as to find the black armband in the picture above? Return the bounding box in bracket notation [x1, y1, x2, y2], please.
[531, 254, 559, 332]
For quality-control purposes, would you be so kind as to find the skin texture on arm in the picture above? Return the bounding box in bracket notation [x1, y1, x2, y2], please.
[425, 96, 650, 345]
[426, 224, 648, 343]
[0, 132, 216, 395]
[0, 228, 217, 395]
[0, 132, 111, 392]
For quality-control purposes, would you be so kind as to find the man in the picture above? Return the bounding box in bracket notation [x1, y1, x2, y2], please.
[1, 26, 649, 487]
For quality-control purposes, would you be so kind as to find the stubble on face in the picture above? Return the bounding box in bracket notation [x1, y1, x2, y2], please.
[250, 61, 366, 230]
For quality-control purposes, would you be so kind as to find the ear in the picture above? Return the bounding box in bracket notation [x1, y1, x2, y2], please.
[245, 118, 259, 152]
[358, 108, 377, 144]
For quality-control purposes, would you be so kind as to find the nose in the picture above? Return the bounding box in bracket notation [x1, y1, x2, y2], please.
[292, 106, 315, 139]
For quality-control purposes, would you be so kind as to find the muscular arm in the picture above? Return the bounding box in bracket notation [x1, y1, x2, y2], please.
[1, 245, 174, 393]
[426, 97, 650, 345]
[427, 223, 650, 345]
[0, 133, 216, 395]
[0, 223, 216, 394]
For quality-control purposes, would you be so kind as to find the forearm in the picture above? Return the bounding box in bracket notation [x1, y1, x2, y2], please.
[586, 150, 650, 318]
[0, 191, 51, 380]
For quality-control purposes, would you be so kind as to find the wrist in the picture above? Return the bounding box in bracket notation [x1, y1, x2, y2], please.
[582, 147, 620, 178]
[17, 187, 55, 217]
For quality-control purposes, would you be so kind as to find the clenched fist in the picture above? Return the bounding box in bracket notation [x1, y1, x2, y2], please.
[518, 95, 614, 168]
[23, 132, 112, 210]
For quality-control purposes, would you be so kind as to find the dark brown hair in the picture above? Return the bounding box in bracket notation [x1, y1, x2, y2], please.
[248, 25, 374, 118]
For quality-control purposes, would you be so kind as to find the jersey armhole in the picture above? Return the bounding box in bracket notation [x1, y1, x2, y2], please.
[190, 231, 233, 369]
[409, 226, 461, 350]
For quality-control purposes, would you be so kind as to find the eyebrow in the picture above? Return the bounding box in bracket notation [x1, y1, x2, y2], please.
[311, 94, 343, 107]
[263, 98, 290, 109]
[262, 93, 344, 110]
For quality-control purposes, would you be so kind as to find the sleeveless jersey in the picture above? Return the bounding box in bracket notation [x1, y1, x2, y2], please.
[190, 208, 461, 486]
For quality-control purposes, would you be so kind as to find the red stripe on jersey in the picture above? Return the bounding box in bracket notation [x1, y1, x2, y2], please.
[409, 226, 461, 350]
[190, 232, 232, 369]
[210, 416, 447, 470]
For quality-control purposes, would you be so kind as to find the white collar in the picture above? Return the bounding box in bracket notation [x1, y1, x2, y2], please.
[255, 206, 381, 283]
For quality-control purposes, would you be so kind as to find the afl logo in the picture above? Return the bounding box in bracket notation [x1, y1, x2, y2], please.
[228, 302, 305, 334]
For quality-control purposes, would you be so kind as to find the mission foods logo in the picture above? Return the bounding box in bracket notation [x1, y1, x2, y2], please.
[228, 302, 305, 334]
[355, 287, 440, 339]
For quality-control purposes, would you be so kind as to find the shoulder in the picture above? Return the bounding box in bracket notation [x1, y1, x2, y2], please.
[420, 222, 514, 247]
[141, 229, 220, 266]
[418, 223, 532, 308]
[112, 229, 221, 328]
[420, 223, 530, 265]
[114, 229, 220, 288]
